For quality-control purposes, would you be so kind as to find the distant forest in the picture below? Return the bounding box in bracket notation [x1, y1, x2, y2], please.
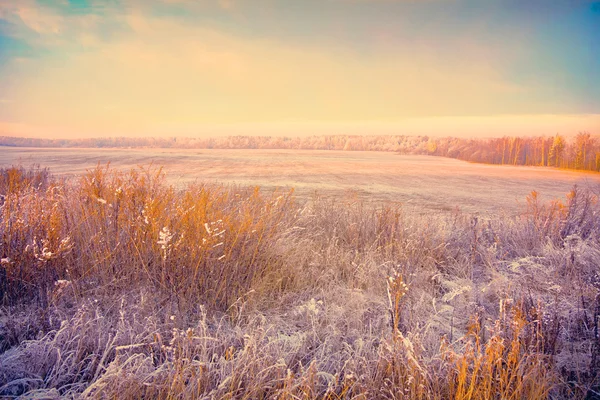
[1, 132, 599, 172]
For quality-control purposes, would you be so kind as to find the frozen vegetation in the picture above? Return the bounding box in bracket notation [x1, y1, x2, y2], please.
[1, 165, 600, 398]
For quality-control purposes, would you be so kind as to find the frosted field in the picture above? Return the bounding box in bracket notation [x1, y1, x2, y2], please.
[1, 147, 598, 215]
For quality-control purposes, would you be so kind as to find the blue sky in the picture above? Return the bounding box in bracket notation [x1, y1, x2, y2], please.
[0, 0, 598, 138]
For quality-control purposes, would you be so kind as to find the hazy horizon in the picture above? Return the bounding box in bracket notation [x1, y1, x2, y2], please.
[1, 0, 599, 139]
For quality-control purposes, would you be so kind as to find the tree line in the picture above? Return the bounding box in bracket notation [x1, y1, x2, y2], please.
[1, 132, 598, 172]
[430, 133, 598, 171]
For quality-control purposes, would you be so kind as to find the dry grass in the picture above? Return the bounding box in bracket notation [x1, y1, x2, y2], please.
[1, 165, 600, 398]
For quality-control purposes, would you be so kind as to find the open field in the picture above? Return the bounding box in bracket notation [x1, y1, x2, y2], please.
[2, 159, 600, 398]
[1, 147, 598, 215]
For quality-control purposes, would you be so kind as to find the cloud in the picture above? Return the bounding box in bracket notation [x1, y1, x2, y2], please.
[1, 38, 526, 133]
[0, 3, 103, 58]
[15, 6, 63, 34]
[0, 0, 64, 35]
[329, 0, 452, 3]
[0, 0, 596, 138]
[218, 0, 235, 9]
[153, 0, 240, 11]
[0, 10, 542, 127]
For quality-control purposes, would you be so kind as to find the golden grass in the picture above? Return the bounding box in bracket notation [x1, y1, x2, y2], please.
[1, 164, 296, 311]
[1, 165, 599, 398]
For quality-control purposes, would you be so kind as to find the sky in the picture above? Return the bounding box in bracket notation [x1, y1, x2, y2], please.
[0, 0, 598, 139]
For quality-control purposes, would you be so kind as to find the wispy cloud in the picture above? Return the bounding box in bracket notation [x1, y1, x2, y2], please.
[6, 2, 63, 34]
[0, 0, 123, 53]
[0, 0, 597, 138]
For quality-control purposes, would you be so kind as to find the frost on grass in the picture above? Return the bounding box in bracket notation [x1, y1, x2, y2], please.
[0, 165, 599, 399]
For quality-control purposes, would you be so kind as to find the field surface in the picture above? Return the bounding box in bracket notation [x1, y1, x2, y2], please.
[1, 147, 598, 214]
[3, 150, 600, 398]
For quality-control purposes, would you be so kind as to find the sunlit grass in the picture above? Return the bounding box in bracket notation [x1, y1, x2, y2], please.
[1, 165, 599, 398]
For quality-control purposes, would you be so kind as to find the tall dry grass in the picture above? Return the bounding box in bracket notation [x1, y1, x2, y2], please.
[1, 165, 599, 398]
[1, 164, 296, 311]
